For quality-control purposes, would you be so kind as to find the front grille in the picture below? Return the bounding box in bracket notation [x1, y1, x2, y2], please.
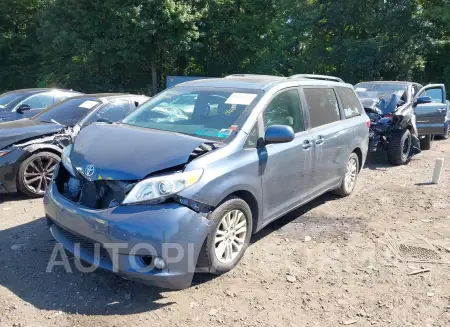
[55, 164, 134, 210]
[55, 225, 111, 262]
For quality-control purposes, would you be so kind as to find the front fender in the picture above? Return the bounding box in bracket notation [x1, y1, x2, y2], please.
[23, 143, 62, 155]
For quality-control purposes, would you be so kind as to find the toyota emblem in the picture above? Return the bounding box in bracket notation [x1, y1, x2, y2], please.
[85, 164, 95, 177]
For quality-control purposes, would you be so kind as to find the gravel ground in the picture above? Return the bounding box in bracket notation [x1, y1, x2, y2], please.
[1, 140, 450, 327]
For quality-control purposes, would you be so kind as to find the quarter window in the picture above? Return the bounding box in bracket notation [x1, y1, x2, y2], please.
[335, 87, 362, 119]
[263, 89, 304, 133]
[245, 124, 260, 148]
[304, 88, 340, 128]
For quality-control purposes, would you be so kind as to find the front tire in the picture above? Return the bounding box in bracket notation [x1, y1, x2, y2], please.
[333, 153, 360, 197]
[198, 196, 253, 274]
[17, 151, 60, 198]
[387, 129, 412, 166]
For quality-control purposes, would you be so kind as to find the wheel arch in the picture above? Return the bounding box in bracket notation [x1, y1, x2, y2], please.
[217, 189, 260, 234]
[352, 147, 363, 172]
[23, 143, 62, 158]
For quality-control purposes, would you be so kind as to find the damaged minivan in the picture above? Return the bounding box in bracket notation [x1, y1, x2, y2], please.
[44, 74, 369, 289]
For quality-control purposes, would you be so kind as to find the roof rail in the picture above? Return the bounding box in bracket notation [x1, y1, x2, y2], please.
[225, 74, 284, 79]
[289, 74, 344, 83]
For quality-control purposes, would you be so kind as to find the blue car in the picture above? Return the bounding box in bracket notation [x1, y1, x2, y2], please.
[0, 88, 82, 122]
[44, 74, 369, 289]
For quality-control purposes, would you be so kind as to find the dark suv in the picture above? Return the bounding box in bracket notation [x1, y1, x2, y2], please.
[356, 81, 448, 164]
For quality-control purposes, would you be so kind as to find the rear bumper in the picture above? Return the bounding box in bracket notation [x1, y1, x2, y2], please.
[44, 183, 213, 289]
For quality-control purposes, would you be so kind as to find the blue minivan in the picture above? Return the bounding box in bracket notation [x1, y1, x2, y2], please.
[44, 74, 369, 289]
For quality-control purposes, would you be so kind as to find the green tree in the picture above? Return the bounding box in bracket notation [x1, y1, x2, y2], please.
[0, 0, 48, 91]
[38, 0, 201, 94]
[187, 0, 278, 76]
[421, 0, 450, 96]
[261, 0, 427, 84]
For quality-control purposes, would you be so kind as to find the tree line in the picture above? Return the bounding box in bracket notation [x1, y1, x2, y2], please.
[1, 0, 450, 95]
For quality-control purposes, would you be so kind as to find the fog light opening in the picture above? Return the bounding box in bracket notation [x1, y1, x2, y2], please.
[154, 257, 166, 270]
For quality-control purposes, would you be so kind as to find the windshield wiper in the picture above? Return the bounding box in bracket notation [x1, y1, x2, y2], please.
[39, 120, 64, 125]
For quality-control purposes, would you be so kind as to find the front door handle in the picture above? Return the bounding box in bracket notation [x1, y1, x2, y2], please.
[302, 140, 312, 149]
[438, 108, 446, 112]
[316, 136, 324, 145]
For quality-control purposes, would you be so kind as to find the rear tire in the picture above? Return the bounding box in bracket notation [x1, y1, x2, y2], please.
[333, 153, 360, 197]
[441, 124, 450, 139]
[420, 135, 433, 150]
[17, 152, 60, 198]
[197, 196, 253, 274]
[387, 129, 412, 166]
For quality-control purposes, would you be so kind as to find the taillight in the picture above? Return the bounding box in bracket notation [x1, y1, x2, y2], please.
[366, 120, 371, 128]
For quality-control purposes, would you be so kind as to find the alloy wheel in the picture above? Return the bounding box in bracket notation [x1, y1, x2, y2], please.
[23, 155, 59, 195]
[214, 210, 248, 264]
[344, 157, 358, 191]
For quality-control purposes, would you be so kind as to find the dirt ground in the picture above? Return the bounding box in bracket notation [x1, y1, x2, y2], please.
[1, 140, 450, 327]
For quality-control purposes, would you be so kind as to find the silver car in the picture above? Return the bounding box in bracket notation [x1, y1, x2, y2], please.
[45, 74, 369, 289]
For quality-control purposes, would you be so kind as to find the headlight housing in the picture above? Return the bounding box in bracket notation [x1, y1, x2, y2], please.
[61, 144, 76, 177]
[0, 149, 12, 157]
[122, 169, 203, 205]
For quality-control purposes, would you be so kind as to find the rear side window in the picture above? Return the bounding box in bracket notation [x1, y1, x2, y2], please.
[335, 87, 363, 119]
[22, 93, 55, 109]
[83, 100, 131, 126]
[303, 88, 340, 128]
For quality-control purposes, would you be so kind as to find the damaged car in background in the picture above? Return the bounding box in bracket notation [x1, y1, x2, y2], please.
[0, 88, 83, 122]
[355, 81, 448, 165]
[0, 94, 148, 197]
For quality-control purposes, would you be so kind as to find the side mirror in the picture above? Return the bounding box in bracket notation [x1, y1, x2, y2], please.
[264, 125, 295, 145]
[414, 96, 432, 107]
[97, 117, 112, 124]
[17, 104, 31, 114]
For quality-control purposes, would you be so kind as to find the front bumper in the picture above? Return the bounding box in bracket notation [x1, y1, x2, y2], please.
[0, 148, 25, 193]
[44, 183, 213, 289]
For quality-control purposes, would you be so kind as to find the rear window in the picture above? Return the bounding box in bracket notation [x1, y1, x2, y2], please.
[303, 88, 341, 128]
[335, 87, 363, 119]
[33, 98, 101, 126]
[0, 93, 25, 110]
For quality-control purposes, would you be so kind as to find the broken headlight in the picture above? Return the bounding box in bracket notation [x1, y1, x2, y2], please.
[61, 144, 76, 177]
[122, 169, 203, 205]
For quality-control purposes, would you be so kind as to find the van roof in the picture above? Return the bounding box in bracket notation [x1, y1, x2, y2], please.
[176, 74, 351, 91]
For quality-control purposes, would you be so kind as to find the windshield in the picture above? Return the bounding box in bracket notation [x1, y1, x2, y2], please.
[122, 87, 261, 141]
[33, 98, 101, 126]
[355, 82, 408, 100]
[0, 93, 24, 110]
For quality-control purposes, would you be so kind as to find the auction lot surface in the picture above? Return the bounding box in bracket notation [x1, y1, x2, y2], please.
[1, 143, 450, 327]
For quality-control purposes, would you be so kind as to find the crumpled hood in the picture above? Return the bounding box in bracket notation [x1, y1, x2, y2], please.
[70, 123, 210, 181]
[0, 119, 64, 150]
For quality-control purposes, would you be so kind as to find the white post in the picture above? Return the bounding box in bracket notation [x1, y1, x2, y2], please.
[432, 158, 445, 184]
